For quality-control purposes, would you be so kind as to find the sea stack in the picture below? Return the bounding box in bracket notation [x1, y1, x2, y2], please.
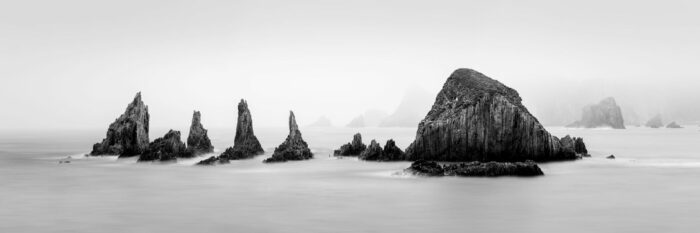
[219, 99, 265, 160]
[90, 92, 150, 157]
[358, 140, 383, 161]
[138, 130, 190, 162]
[263, 111, 313, 163]
[646, 114, 663, 128]
[334, 133, 367, 156]
[567, 97, 625, 129]
[358, 139, 405, 161]
[404, 68, 583, 162]
[186, 111, 214, 155]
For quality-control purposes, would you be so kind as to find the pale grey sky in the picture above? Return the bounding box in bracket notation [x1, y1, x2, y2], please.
[1, 0, 699, 130]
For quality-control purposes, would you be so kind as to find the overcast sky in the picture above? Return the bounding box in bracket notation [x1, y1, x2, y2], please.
[1, 0, 699, 130]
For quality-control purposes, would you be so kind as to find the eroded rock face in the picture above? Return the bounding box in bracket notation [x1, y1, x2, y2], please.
[574, 137, 588, 155]
[646, 114, 663, 128]
[219, 99, 264, 160]
[263, 111, 313, 163]
[381, 139, 405, 161]
[405, 160, 544, 177]
[334, 133, 366, 156]
[567, 97, 625, 129]
[359, 140, 383, 161]
[91, 92, 150, 157]
[666, 121, 682, 128]
[404, 68, 580, 162]
[138, 130, 189, 162]
[187, 111, 214, 155]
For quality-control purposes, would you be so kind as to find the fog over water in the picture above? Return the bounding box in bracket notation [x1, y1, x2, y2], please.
[2, 0, 700, 130]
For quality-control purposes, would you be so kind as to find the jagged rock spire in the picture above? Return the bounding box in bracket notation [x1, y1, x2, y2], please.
[90, 92, 150, 157]
[217, 99, 264, 160]
[187, 111, 214, 155]
[263, 110, 313, 163]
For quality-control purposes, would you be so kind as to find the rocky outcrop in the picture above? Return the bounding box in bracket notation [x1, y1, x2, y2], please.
[90, 92, 150, 157]
[263, 111, 313, 163]
[567, 97, 625, 129]
[186, 111, 214, 155]
[219, 99, 264, 160]
[405, 160, 543, 177]
[334, 133, 366, 156]
[666, 121, 682, 128]
[138, 130, 190, 162]
[574, 137, 589, 156]
[196, 156, 230, 166]
[359, 140, 383, 160]
[381, 139, 405, 161]
[646, 114, 663, 128]
[606, 155, 616, 159]
[404, 68, 583, 162]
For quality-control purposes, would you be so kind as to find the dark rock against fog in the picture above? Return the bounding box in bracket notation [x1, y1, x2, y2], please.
[406, 160, 544, 177]
[567, 97, 625, 129]
[357, 139, 405, 161]
[186, 111, 214, 155]
[574, 137, 589, 156]
[91, 92, 150, 157]
[263, 111, 313, 163]
[646, 114, 663, 128]
[666, 121, 682, 128]
[404, 68, 583, 162]
[138, 130, 190, 162]
[219, 99, 265, 160]
[334, 133, 366, 156]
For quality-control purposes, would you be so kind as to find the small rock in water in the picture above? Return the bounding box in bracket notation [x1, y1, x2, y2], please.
[195, 156, 230, 166]
[666, 121, 682, 129]
[405, 160, 544, 177]
[333, 133, 366, 156]
[606, 155, 616, 159]
[405, 160, 445, 176]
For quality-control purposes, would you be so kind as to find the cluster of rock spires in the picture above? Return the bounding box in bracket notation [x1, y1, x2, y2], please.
[198, 100, 264, 165]
[263, 111, 313, 163]
[90, 92, 214, 162]
[567, 97, 625, 129]
[334, 134, 406, 161]
[403, 68, 587, 162]
[89, 68, 595, 178]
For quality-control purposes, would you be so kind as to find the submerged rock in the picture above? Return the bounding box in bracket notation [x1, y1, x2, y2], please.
[359, 140, 383, 161]
[186, 111, 214, 155]
[567, 97, 625, 129]
[404, 160, 445, 176]
[196, 156, 230, 166]
[405, 160, 544, 177]
[443, 161, 544, 177]
[263, 111, 313, 163]
[139, 130, 190, 162]
[334, 133, 366, 156]
[666, 121, 682, 128]
[219, 99, 264, 160]
[646, 114, 663, 128]
[404, 68, 581, 162]
[90, 92, 150, 157]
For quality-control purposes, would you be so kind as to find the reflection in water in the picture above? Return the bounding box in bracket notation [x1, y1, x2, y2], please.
[1, 126, 699, 233]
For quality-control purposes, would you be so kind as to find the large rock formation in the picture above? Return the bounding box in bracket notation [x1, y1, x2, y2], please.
[186, 111, 214, 155]
[138, 130, 190, 162]
[646, 114, 663, 128]
[219, 99, 265, 160]
[334, 133, 366, 156]
[666, 121, 682, 128]
[263, 111, 313, 163]
[404, 68, 582, 162]
[90, 92, 150, 157]
[405, 160, 544, 177]
[567, 97, 625, 129]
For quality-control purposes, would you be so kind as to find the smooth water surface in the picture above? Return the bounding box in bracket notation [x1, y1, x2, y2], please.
[1, 126, 699, 233]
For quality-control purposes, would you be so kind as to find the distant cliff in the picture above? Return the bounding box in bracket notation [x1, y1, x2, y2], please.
[567, 97, 625, 129]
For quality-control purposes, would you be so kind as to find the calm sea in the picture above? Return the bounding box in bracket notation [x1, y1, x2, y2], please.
[1, 126, 699, 233]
